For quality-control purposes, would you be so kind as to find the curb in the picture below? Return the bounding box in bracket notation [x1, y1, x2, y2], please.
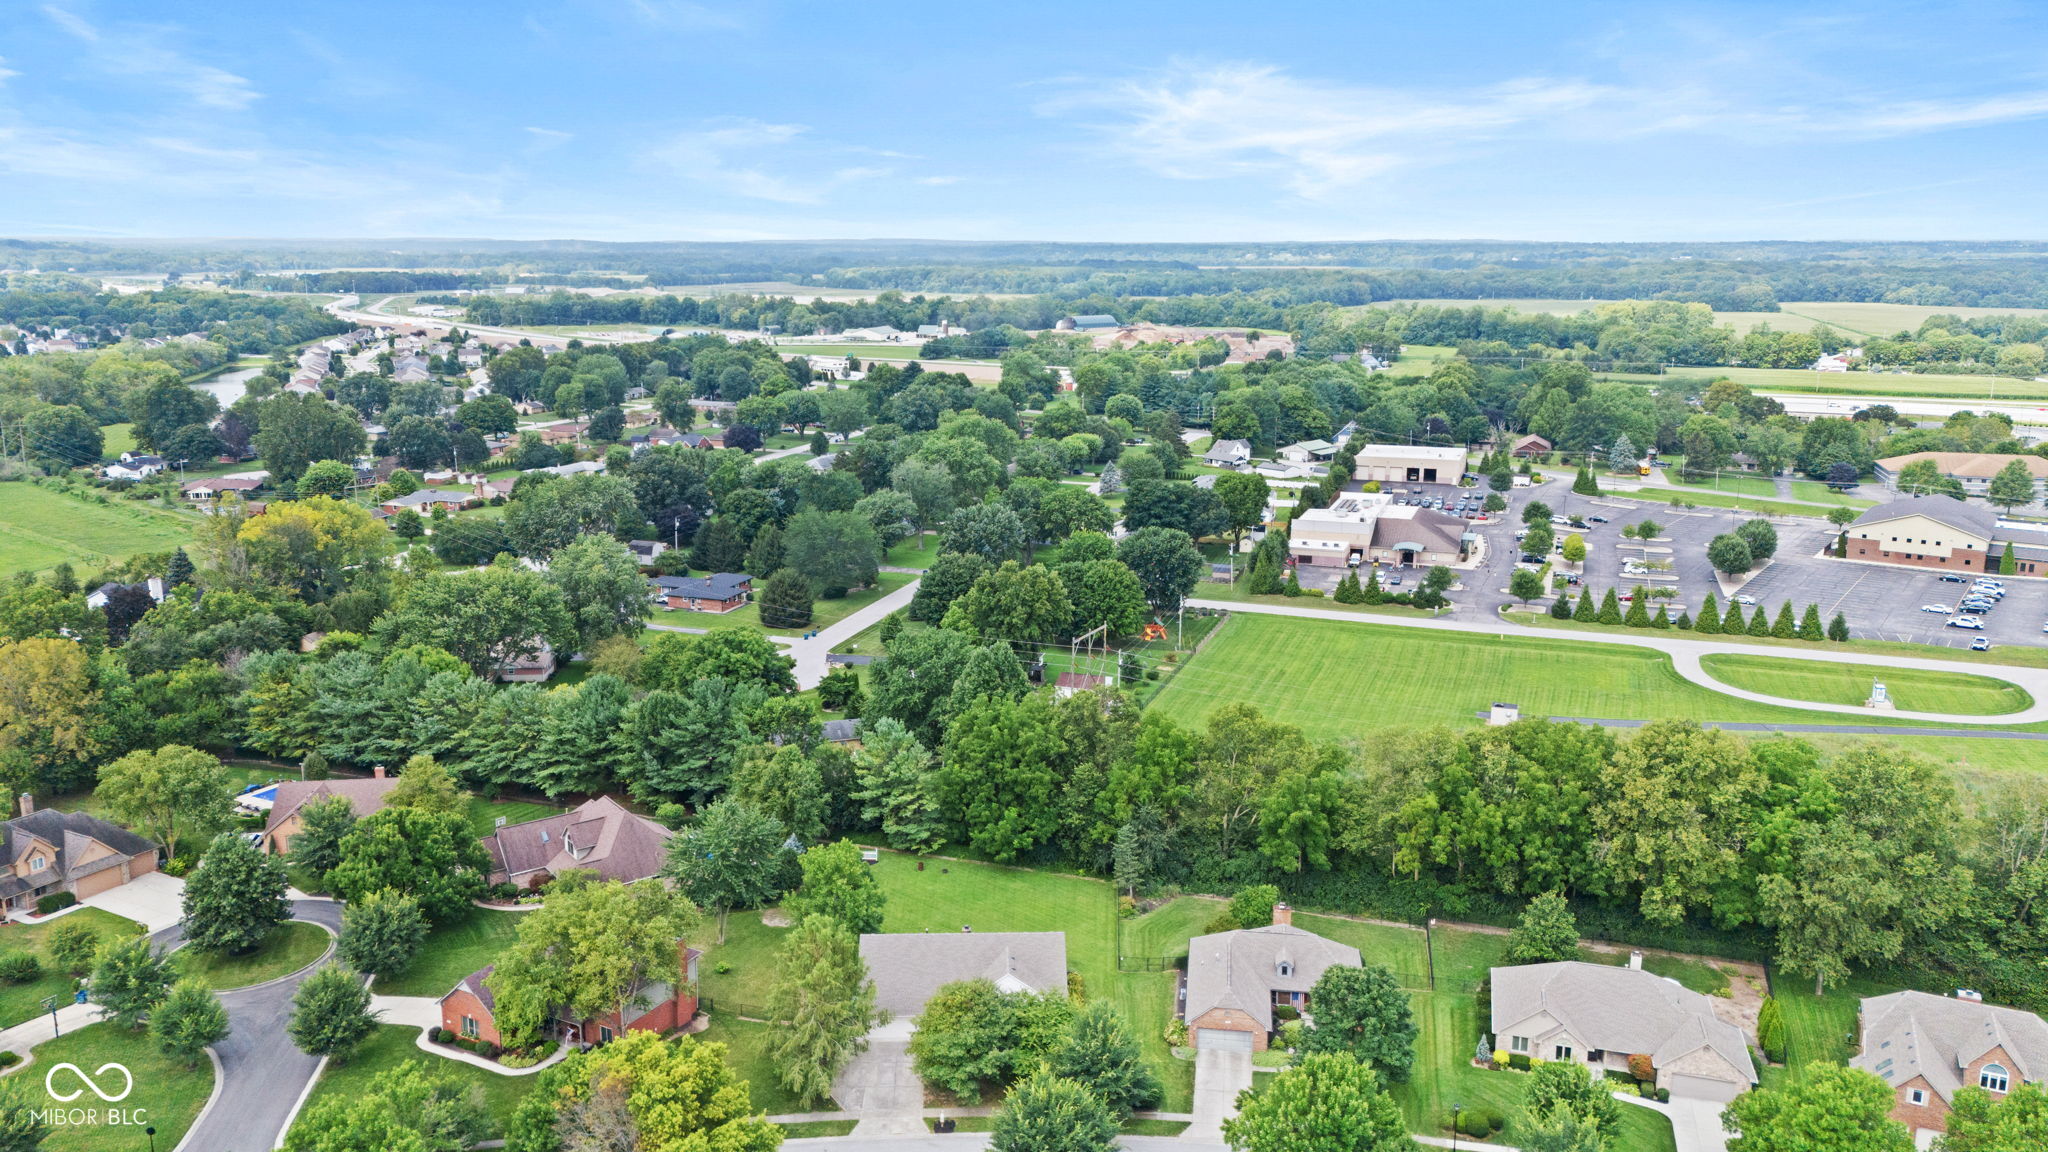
[172, 1046, 227, 1152]
[271, 1052, 329, 1150]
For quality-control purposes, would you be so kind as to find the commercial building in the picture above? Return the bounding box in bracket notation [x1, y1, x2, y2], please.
[1874, 452, 2048, 501]
[1348, 444, 1467, 486]
[1288, 497, 1470, 568]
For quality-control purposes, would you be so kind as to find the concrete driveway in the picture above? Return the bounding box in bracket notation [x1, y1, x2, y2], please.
[81, 871, 185, 932]
[1623, 1093, 1731, 1152]
[1186, 1046, 1253, 1142]
[833, 1018, 925, 1138]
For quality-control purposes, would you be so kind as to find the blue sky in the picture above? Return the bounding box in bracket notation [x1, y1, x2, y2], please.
[4, 0, 2047, 241]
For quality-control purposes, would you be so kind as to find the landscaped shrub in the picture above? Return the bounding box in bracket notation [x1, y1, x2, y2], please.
[1067, 971, 1086, 1000]
[1509, 1053, 1531, 1071]
[0, 1051, 18, 1068]
[434, 1028, 454, 1044]
[1628, 1052, 1654, 1080]
[1757, 996, 1787, 1063]
[499, 1049, 542, 1069]
[35, 892, 75, 915]
[1640, 1083, 1657, 1098]
[0, 953, 39, 983]
[1461, 1110, 1491, 1138]
[1483, 1109, 1504, 1132]
[479, 1041, 500, 1059]
[1657, 1088, 1670, 1103]
[489, 882, 520, 901]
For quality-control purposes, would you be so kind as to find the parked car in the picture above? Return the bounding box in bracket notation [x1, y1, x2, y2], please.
[1587, 515, 1609, 523]
[1972, 637, 1993, 651]
[1732, 594, 1758, 605]
[1550, 515, 1571, 526]
[1921, 604, 1953, 614]
[1975, 579, 2006, 590]
[1936, 573, 1967, 583]
[1948, 616, 1985, 629]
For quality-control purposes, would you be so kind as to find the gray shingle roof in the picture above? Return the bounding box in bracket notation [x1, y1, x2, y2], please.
[0, 810, 157, 899]
[859, 931, 1067, 1017]
[650, 572, 753, 601]
[479, 795, 672, 885]
[1491, 962, 1756, 1083]
[1854, 990, 2048, 1103]
[1185, 924, 1361, 1033]
[1852, 494, 1996, 538]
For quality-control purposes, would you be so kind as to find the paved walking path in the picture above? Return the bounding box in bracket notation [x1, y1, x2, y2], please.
[1188, 598, 2048, 725]
[789, 577, 921, 689]
[1557, 717, 2048, 738]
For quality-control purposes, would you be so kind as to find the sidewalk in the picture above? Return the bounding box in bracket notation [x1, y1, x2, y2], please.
[0, 1002, 103, 1057]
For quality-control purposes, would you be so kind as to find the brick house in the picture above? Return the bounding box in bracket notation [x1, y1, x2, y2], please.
[259, 770, 400, 855]
[1490, 958, 1757, 1102]
[437, 940, 702, 1049]
[1853, 989, 2047, 1139]
[1844, 496, 1994, 573]
[1183, 905, 1360, 1053]
[479, 796, 673, 891]
[0, 801, 159, 914]
[650, 573, 753, 613]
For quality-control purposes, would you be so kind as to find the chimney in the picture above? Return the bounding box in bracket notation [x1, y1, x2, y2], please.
[1957, 988, 1983, 1002]
[1273, 903, 1292, 928]
[372, 765, 386, 779]
[16, 793, 31, 818]
[1628, 950, 1644, 970]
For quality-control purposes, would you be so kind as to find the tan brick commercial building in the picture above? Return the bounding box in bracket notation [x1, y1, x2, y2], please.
[1853, 989, 2047, 1140]
[1349, 444, 1468, 486]
[1875, 451, 2048, 500]
[1845, 496, 1995, 572]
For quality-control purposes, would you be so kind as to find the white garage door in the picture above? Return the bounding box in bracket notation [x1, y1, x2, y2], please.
[1197, 1028, 1254, 1053]
[1666, 1074, 1744, 1103]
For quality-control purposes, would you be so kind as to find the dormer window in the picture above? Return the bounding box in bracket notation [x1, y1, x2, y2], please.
[1980, 1064, 2009, 1093]
[28, 856, 45, 872]
[1277, 961, 1294, 977]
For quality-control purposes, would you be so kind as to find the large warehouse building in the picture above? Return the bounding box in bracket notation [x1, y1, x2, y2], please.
[1349, 444, 1468, 486]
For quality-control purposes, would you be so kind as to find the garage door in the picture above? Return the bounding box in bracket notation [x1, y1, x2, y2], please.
[1666, 1074, 1744, 1103]
[1197, 1028, 1254, 1053]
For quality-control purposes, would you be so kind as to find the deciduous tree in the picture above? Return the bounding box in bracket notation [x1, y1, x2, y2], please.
[182, 830, 289, 954]
[288, 962, 377, 1059]
[1222, 1052, 1410, 1152]
[95, 744, 233, 862]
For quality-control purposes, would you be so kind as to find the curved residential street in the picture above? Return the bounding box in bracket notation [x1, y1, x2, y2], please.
[152, 899, 345, 1152]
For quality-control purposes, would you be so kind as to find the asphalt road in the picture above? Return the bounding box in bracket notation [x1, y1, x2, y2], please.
[154, 899, 345, 1152]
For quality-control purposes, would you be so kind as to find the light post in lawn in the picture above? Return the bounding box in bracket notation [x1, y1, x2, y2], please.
[1451, 1102, 1462, 1152]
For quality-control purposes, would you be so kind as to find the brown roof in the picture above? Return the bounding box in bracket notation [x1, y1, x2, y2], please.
[441, 964, 498, 1012]
[1878, 451, 2048, 481]
[479, 795, 672, 884]
[262, 777, 402, 836]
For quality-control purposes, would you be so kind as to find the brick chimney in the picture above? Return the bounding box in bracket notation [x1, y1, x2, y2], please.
[1272, 903, 1292, 928]
[16, 793, 31, 818]
[372, 765, 386, 779]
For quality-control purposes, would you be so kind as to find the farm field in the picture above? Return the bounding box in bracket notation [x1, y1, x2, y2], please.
[0, 482, 200, 577]
[1360, 297, 2048, 336]
[1149, 613, 2034, 740]
[1603, 363, 2048, 402]
[1699, 653, 2033, 715]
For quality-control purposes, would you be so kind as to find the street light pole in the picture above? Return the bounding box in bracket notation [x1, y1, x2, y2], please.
[1451, 1102, 1462, 1152]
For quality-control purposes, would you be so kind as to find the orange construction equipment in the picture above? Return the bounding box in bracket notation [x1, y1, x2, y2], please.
[1142, 623, 1167, 641]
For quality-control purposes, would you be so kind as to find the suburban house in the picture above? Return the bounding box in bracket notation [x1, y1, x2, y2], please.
[496, 639, 559, 683]
[1490, 959, 1758, 1102]
[1277, 439, 1336, 465]
[859, 931, 1067, 1017]
[1183, 904, 1361, 1053]
[1852, 989, 2047, 1138]
[378, 488, 474, 516]
[1202, 439, 1253, 469]
[479, 795, 673, 891]
[650, 573, 753, 613]
[1288, 496, 1471, 568]
[103, 453, 165, 481]
[821, 719, 861, 745]
[1875, 452, 2048, 501]
[259, 769, 401, 855]
[1844, 496, 2001, 573]
[0, 801, 159, 914]
[1348, 444, 1468, 486]
[438, 939, 701, 1049]
[1053, 672, 1112, 698]
[1510, 434, 1552, 458]
[182, 476, 263, 502]
[86, 576, 167, 610]
[1814, 352, 1853, 372]
[626, 540, 668, 565]
[1054, 314, 1120, 331]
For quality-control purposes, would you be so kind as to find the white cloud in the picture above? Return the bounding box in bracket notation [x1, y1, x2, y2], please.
[41, 4, 260, 110]
[526, 126, 573, 142]
[645, 120, 820, 203]
[0, 57, 18, 84]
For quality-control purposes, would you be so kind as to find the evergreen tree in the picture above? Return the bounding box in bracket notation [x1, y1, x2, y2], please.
[1282, 569, 1303, 597]
[1597, 588, 1623, 625]
[1694, 594, 1722, 634]
[1246, 551, 1281, 595]
[743, 524, 785, 576]
[1798, 604, 1825, 641]
[1608, 434, 1637, 474]
[690, 518, 746, 574]
[766, 915, 883, 1109]
[1756, 997, 1787, 1064]
[1747, 604, 1773, 637]
[757, 569, 815, 630]
[1722, 601, 1745, 633]
[1771, 601, 1797, 638]
[2001, 545, 2018, 576]
[1333, 572, 1365, 604]
[1362, 568, 1386, 604]
[1572, 466, 1599, 496]
[1549, 591, 1573, 619]
[166, 547, 195, 587]
[1624, 593, 1651, 627]
[1573, 588, 1596, 622]
[1652, 605, 1672, 629]
[1674, 610, 1692, 629]
[1828, 612, 1850, 642]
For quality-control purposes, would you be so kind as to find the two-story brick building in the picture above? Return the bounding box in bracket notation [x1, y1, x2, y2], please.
[1853, 989, 2047, 1139]
[437, 939, 702, 1050]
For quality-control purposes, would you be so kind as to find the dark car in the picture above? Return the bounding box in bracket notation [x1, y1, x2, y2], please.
[1936, 573, 1966, 582]
[1587, 515, 1609, 523]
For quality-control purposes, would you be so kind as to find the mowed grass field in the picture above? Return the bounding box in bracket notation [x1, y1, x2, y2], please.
[1603, 363, 2048, 402]
[1149, 613, 2034, 740]
[1359, 297, 2048, 337]
[0, 483, 200, 576]
[1699, 653, 2033, 715]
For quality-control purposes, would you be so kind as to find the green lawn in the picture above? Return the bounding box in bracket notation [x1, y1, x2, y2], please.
[1699, 653, 2032, 715]
[100, 423, 137, 460]
[174, 921, 330, 990]
[881, 534, 939, 570]
[463, 797, 561, 839]
[374, 906, 525, 996]
[1628, 487, 1854, 518]
[696, 1016, 823, 1115]
[1757, 976, 1888, 1093]
[0, 483, 201, 577]
[647, 570, 916, 636]
[1502, 606, 2048, 672]
[781, 1119, 860, 1136]
[49, 761, 284, 821]
[292, 1024, 538, 1140]
[0, 909, 146, 1028]
[1148, 613, 1976, 741]
[34, 1022, 213, 1152]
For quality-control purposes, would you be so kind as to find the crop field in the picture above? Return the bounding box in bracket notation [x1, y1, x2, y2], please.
[1603, 363, 2048, 402]
[1698, 653, 2032, 715]
[0, 482, 200, 576]
[1149, 613, 2028, 740]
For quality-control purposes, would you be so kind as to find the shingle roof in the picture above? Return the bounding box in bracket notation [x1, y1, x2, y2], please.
[1373, 505, 1467, 554]
[821, 719, 860, 743]
[1204, 439, 1251, 463]
[651, 573, 753, 600]
[0, 810, 156, 899]
[858, 931, 1067, 1017]
[1491, 962, 1756, 1084]
[1854, 990, 2048, 1103]
[479, 795, 672, 885]
[1851, 493, 1997, 538]
[262, 777, 402, 836]
[443, 964, 497, 1013]
[1185, 924, 1361, 1033]
[1879, 451, 2048, 481]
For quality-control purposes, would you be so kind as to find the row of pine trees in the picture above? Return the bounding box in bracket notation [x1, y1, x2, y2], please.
[1547, 586, 1850, 641]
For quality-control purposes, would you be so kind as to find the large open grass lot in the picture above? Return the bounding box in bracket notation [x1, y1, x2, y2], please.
[1148, 613, 1981, 741]
[1699, 653, 2032, 715]
[26, 1022, 214, 1152]
[293, 1024, 538, 1140]
[0, 909, 145, 1029]
[0, 483, 200, 577]
[1357, 298, 2048, 338]
[374, 906, 525, 997]
[1604, 363, 2048, 402]
[174, 921, 331, 990]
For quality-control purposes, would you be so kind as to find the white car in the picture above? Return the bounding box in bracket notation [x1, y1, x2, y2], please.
[1947, 616, 1985, 630]
[1550, 515, 1571, 526]
[1921, 603, 1953, 614]
[1732, 594, 1758, 606]
[1972, 637, 1992, 651]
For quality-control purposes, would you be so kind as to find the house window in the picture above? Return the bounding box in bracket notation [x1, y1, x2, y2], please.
[1981, 1064, 2009, 1092]
[598, 1025, 614, 1044]
[1277, 961, 1294, 977]
[1510, 1036, 1529, 1053]
[28, 856, 44, 872]
[1909, 1089, 1926, 1105]
[1554, 1044, 1574, 1061]
[460, 1015, 479, 1039]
